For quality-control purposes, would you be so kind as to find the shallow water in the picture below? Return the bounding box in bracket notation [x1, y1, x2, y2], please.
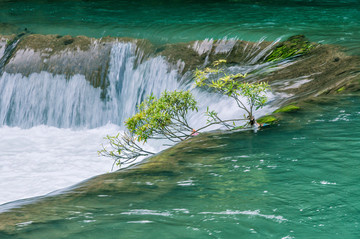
[1, 95, 360, 238]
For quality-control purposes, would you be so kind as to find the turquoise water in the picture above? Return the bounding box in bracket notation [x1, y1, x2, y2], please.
[1, 0, 360, 52]
[1, 1, 360, 238]
[1, 95, 360, 238]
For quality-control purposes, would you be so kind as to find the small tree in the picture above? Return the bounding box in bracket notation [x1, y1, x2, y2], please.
[125, 90, 197, 143]
[100, 60, 270, 167]
[99, 90, 199, 168]
[194, 60, 269, 127]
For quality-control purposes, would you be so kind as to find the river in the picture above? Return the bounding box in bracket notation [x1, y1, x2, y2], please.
[0, 0, 359, 238]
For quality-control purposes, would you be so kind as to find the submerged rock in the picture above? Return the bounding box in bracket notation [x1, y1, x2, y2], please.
[262, 43, 360, 104]
[265, 35, 315, 62]
[274, 105, 300, 113]
[257, 115, 278, 125]
[156, 38, 275, 73]
[155, 35, 360, 107]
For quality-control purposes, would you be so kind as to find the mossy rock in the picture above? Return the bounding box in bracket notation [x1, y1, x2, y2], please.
[257, 115, 278, 124]
[336, 86, 346, 93]
[265, 35, 315, 62]
[274, 105, 300, 113]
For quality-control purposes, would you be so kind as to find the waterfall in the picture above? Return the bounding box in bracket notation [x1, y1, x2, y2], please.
[0, 42, 181, 128]
[0, 41, 184, 204]
[0, 39, 278, 205]
[107, 43, 180, 124]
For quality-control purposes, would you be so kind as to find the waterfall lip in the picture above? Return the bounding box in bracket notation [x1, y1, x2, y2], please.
[2, 33, 357, 103]
[3, 37, 114, 88]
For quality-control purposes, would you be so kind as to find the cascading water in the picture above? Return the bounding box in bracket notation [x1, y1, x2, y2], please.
[0, 42, 181, 128]
[0, 41, 184, 204]
[107, 43, 181, 124]
[0, 39, 275, 205]
[0, 72, 105, 128]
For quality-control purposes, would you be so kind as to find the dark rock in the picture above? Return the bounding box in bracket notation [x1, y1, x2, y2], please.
[63, 38, 74, 45]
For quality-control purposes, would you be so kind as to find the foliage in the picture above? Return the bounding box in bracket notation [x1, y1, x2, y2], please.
[194, 59, 270, 125]
[99, 90, 199, 167]
[99, 132, 155, 169]
[125, 90, 197, 143]
[101, 61, 271, 167]
[200, 106, 249, 130]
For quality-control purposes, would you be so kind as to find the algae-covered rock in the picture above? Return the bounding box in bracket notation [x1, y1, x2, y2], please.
[156, 39, 273, 73]
[263, 43, 360, 103]
[156, 35, 319, 73]
[265, 35, 316, 62]
[257, 115, 278, 124]
[336, 86, 346, 93]
[274, 105, 300, 113]
[4, 35, 113, 88]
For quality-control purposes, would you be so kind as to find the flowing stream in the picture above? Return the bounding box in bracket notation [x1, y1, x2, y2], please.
[0, 40, 277, 205]
[0, 39, 282, 205]
[1, 0, 360, 238]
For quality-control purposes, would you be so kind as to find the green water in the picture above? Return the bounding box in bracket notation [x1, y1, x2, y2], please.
[1, 1, 360, 238]
[1, 0, 360, 52]
[1, 95, 360, 238]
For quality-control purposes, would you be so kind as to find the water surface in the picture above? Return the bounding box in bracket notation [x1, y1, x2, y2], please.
[1, 0, 360, 53]
[1, 95, 360, 238]
[0, 1, 360, 237]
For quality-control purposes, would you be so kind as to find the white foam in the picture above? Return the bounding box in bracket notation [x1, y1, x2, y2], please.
[127, 220, 153, 224]
[0, 124, 119, 205]
[199, 209, 287, 222]
[121, 209, 172, 216]
[320, 181, 337, 185]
